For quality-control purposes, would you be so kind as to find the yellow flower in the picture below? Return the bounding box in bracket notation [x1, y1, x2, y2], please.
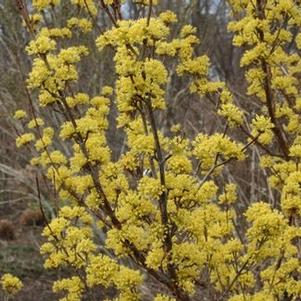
[70, 0, 97, 15]
[67, 18, 93, 33]
[32, 0, 60, 10]
[101, 86, 113, 96]
[219, 183, 237, 204]
[251, 115, 274, 145]
[193, 133, 245, 171]
[14, 110, 27, 120]
[16, 133, 35, 147]
[218, 103, 243, 127]
[154, 294, 176, 301]
[27, 118, 44, 129]
[26, 35, 56, 55]
[159, 11, 177, 24]
[1, 274, 23, 295]
[53, 276, 84, 301]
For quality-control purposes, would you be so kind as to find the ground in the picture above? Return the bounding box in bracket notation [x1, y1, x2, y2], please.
[0, 199, 56, 301]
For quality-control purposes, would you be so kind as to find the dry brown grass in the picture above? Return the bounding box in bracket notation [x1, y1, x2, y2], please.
[19, 209, 45, 227]
[0, 219, 15, 240]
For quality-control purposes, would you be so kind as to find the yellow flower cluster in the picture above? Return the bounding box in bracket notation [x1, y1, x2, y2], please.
[53, 277, 84, 301]
[1, 273, 23, 296]
[193, 133, 245, 171]
[86, 255, 142, 300]
[32, 0, 60, 11]
[219, 183, 237, 204]
[16, 133, 35, 148]
[14, 109, 27, 120]
[70, 0, 97, 16]
[251, 115, 274, 145]
[41, 206, 95, 269]
[67, 18, 93, 33]
[153, 294, 175, 301]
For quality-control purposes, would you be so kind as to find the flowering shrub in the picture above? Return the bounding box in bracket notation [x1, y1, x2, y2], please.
[14, 0, 301, 300]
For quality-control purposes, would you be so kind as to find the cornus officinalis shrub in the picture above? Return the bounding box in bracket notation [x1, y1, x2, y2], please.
[13, 0, 301, 300]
